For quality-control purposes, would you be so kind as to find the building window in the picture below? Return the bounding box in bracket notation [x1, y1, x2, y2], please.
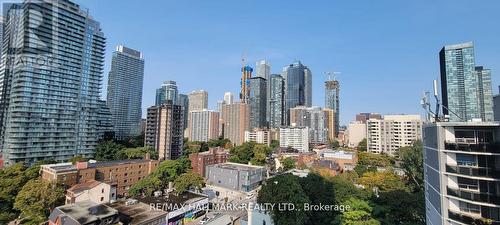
[100, 197, 104, 202]
[102, 189, 104, 193]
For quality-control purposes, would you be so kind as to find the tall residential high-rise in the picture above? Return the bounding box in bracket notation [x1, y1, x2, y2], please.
[155, 81, 178, 106]
[367, 115, 422, 156]
[423, 122, 500, 225]
[475, 66, 494, 122]
[283, 61, 312, 124]
[494, 86, 500, 121]
[188, 110, 220, 142]
[222, 103, 249, 146]
[240, 66, 253, 103]
[107, 45, 145, 140]
[97, 100, 114, 141]
[223, 92, 234, 105]
[325, 79, 340, 136]
[188, 90, 208, 111]
[248, 77, 267, 129]
[145, 101, 184, 160]
[0, 1, 105, 165]
[269, 74, 285, 128]
[178, 94, 189, 131]
[323, 108, 337, 142]
[440, 42, 493, 122]
[0, 16, 3, 65]
[290, 106, 329, 144]
[256, 60, 271, 122]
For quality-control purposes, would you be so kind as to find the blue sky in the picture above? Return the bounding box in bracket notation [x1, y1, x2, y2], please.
[81, 0, 500, 125]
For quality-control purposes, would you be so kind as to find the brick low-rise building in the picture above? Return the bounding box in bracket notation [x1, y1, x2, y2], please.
[189, 147, 230, 176]
[41, 159, 159, 197]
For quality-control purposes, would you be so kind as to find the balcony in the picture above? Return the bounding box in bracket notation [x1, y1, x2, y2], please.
[449, 210, 500, 225]
[444, 141, 500, 154]
[446, 164, 500, 179]
[447, 187, 500, 205]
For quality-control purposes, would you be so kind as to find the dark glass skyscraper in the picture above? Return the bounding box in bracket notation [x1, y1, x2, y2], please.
[283, 61, 312, 125]
[269, 74, 285, 128]
[440, 42, 493, 122]
[248, 77, 267, 129]
[178, 93, 189, 131]
[107, 45, 145, 140]
[0, 0, 105, 165]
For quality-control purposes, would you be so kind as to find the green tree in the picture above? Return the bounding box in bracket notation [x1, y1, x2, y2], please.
[129, 158, 191, 197]
[358, 171, 407, 192]
[94, 140, 125, 161]
[326, 176, 370, 204]
[128, 176, 161, 197]
[337, 198, 380, 225]
[207, 138, 231, 148]
[14, 179, 65, 224]
[299, 173, 337, 225]
[330, 140, 340, 149]
[399, 141, 424, 192]
[281, 157, 296, 171]
[270, 140, 280, 149]
[372, 190, 425, 225]
[250, 144, 272, 166]
[358, 138, 367, 152]
[257, 174, 310, 225]
[173, 172, 205, 194]
[117, 146, 157, 160]
[229, 142, 255, 164]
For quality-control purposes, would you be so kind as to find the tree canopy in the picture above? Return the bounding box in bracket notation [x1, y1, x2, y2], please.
[173, 172, 205, 194]
[399, 141, 424, 192]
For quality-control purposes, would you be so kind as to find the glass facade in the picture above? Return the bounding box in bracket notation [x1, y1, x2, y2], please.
[0, 1, 105, 165]
[155, 80, 178, 106]
[178, 94, 189, 131]
[107, 45, 145, 140]
[325, 80, 340, 135]
[283, 61, 312, 125]
[269, 74, 284, 128]
[248, 77, 267, 129]
[440, 42, 486, 122]
[475, 66, 494, 122]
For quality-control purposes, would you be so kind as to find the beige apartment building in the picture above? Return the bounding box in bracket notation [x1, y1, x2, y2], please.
[188, 109, 220, 142]
[222, 102, 249, 146]
[366, 114, 422, 156]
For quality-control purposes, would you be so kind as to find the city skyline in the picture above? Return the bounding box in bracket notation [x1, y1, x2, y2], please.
[79, 0, 500, 126]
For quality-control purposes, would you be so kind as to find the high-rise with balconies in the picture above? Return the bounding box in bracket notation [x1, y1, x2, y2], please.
[423, 122, 500, 225]
[0, 0, 105, 165]
[440, 42, 493, 122]
[107, 45, 145, 140]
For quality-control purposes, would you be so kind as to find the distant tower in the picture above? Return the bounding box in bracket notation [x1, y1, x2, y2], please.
[325, 72, 340, 136]
[240, 57, 253, 103]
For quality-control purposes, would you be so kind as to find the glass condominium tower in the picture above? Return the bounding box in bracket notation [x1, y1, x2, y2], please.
[269, 74, 285, 128]
[107, 45, 145, 140]
[155, 80, 178, 106]
[439, 42, 493, 122]
[283, 61, 312, 125]
[0, 0, 105, 165]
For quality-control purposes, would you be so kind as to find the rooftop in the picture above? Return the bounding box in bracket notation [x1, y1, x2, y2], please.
[67, 180, 103, 194]
[106, 200, 167, 224]
[208, 162, 265, 172]
[49, 201, 118, 225]
[43, 159, 156, 173]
